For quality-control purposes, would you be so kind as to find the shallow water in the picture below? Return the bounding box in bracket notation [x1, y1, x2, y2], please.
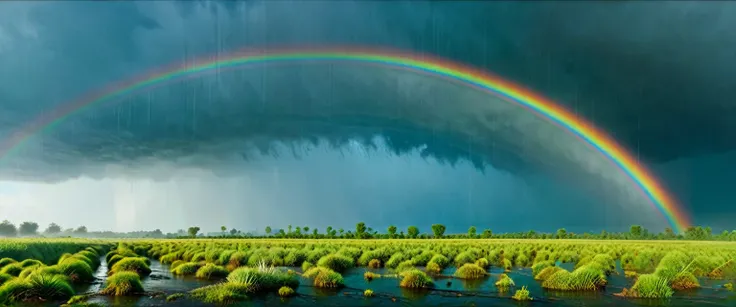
[67, 259, 736, 306]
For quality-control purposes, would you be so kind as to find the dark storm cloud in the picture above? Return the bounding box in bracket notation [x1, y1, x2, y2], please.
[0, 1, 734, 230]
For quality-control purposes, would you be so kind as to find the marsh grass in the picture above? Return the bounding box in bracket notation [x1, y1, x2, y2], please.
[171, 262, 202, 276]
[455, 263, 487, 279]
[190, 282, 249, 304]
[196, 264, 229, 280]
[109, 257, 151, 276]
[512, 286, 532, 301]
[535, 266, 562, 281]
[618, 274, 673, 298]
[302, 267, 345, 288]
[364, 289, 374, 297]
[58, 259, 95, 283]
[101, 272, 144, 296]
[399, 269, 433, 288]
[541, 265, 607, 291]
[0, 258, 17, 269]
[495, 273, 515, 289]
[364, 271, 381, 281]
[278, 286, 295, 297]
[0, 263, 23, 276]
[317, 254, 353, 273]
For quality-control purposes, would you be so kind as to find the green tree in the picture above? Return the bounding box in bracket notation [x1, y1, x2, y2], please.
[221, 226, 227, 233]
[356, 222, 367, 239]
[468, 226, 477, 238]
[556, 228, 567, 239]
[45, 223, 62, 235]
[388, 225, 397, 238]
[304, 226, 310, 233]
[313, 228, 318, 237]
[481, 229, 492, 238]
[265, 226, 272, 236]
[630, 225, 642, 238]
[0, 220, 17, 237]
[230, 228, 237, 235]
[74, 226, 88, 235]
[19, 221, 39, 236]
[326, 226, 333, 236]
[288, 225, 293, 234]
[664, 227, 675, 238]
[407, 226, 419, 238]
[431, 224, 446, 238]
[188, 226, 200, 237]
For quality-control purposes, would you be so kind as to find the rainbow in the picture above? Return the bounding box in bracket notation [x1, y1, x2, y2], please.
[0, 47, 690, 233]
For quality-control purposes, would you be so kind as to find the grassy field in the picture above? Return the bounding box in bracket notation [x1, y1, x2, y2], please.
[1, 238, 735, 305]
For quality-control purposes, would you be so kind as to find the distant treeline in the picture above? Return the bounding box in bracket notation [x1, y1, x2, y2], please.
[1, 220, 734, 241]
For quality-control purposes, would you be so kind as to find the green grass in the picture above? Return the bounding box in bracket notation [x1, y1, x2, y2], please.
[302, 267, 345, 288]
[399, 269, 433, 288]
[317, 254, 354, 273]
[512, 286, 533, 301]
[454, 263, 487, 279]
[100, 271, 144, 296]
[190, 282, 249, 304]
[109, 257, 152, 276]
[278, 286, 295, 297]
[171, 262, 202, 276]
[364, 289, 374, 297]
[495, 273, 515, 289]
[195, 263, 229, 279]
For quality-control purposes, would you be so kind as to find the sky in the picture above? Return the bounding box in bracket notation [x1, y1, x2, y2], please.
[0, 1, 734, 234]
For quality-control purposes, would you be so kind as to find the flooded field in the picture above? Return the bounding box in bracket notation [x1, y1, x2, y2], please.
[2, 239, 735, 306]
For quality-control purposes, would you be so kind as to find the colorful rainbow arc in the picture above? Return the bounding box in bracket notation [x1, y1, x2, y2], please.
[0, 48, 691, 233]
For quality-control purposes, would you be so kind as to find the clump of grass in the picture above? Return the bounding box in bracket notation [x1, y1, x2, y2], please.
[532, 261, 555, 276]
[302, 267, 345, 288]
[670, 272, 700, 290]
[25, 273, 75, 301]
[429, 254, 450, 268]
[196, 264, 229, 280]
[475, 257, 490, 269]
[109, 257, 152, 276]
[395, 260, 415, 273]
[278, 286, 295, 297]
[58, 260, 95, 283]
[170, 260, 185, 270]
[100, 271, 144, 296]
[0, 258, 17, 269]
[495, 273, 515, 289]
[18, 265, 42, 279]
[625, 271, 638, 278]
[722, 283, 733, 291]
[166, 293, 186, 302]
[454, 263, 487, 280]
[618, 274, 674, 298]
[454, 251, 477, 267]
[190, 283, 249, 304]
[0, 278, 33, 303]
[0, 263, 23, 276]
[515, 254, 529, 267]
[512, 286, 533, 301]
[542, 265, 607, 291]
[399, 269, 433, 289]
[364, 289, 374, 297]
[368, 259, 381, 269]
[228, 267, 299, 292]
[317, 254, 353, 273]
[292, 258, 310, 272]
[426, 261, 442, 274]
[502, 258, 513, 272]
[535, 266, 562, 281]
[364, 271, 381, 281]
[19, 259, 44, 268]
[0, 273, 13, 286]
[171, 262, 201, 276]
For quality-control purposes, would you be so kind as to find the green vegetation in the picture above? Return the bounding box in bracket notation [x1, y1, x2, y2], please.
[278, 286, 295, 297]
[1, 231, 736, 304]
[100, 271, 144, 296]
